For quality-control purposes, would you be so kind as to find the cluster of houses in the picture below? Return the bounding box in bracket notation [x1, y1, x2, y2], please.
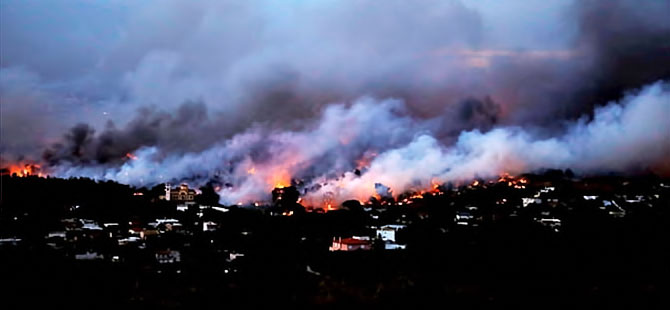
[44, 217, 187, 263]
[3, 177, 667, 272]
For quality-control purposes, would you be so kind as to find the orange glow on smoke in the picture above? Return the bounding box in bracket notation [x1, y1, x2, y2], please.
[270, 170, 291, 189]
[247, 167, 256, 175]
[355, 151, 378, 170]
[125, 153, 138, 160]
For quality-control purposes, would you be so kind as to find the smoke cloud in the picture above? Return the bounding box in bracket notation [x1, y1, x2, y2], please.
[1, 0, 669, 205]
[306, 81, 670, 204]
[49, 81, 670, 205]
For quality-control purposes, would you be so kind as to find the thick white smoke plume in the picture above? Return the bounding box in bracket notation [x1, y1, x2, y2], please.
[51, 81, 670, 206]
[306, 81, 670, 204]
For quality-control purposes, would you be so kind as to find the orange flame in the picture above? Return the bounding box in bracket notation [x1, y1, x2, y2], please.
[3, 163, 44, 177]
[270, 170, 291, 189]
[409, 193, 424, 199]
[274, 182, 288, 189]
[125, 153, 138, 160]
[497, 172, 527, 188]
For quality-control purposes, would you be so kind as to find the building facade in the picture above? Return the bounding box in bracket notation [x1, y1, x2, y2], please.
[164, 183, 196, 201]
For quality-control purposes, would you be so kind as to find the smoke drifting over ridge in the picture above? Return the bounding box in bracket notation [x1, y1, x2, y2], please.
[45, 82, 670, 205]
[1, 0, 669, 205]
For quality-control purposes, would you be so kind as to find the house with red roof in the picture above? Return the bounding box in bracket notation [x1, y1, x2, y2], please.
[329, 236, 372, 251]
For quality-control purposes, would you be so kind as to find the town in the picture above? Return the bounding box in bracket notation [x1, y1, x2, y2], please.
[1, 170, 669, 308]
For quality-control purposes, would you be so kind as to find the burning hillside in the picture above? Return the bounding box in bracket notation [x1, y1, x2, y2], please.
[1, 163, 44, 178]
[2, 81, 670, 208]
[1, 1, 669, 208]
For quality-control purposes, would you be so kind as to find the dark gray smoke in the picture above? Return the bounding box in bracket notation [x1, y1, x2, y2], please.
[42, 101, 227, 165]
[570, 0, 670, 114]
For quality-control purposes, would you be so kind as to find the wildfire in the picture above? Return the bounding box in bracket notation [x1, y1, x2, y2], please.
[400, 184, 443, 204]
[497, 172, 528, 189]
[428, 181, 443, 195]
[247, 167, 256, 175]
[3, 163, 44, 177]
[269, 170, 291, 189]
[125, 153, 138, 160]
[409, 193, 424, 199]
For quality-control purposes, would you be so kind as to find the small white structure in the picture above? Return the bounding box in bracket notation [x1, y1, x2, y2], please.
[384, 243, 407, 250]
[203, 221, 218, 232]
[118, 236, 141, 245]
[522, 198, 542, 207]
[75, 251, 104, 260]
[454, 212, 474, 225]
[603, 200, 626, 217]
[537, 218, 561, 232]
[156, 250, 181, 264]
[534, 187, 555, 198]
[212, 206, 230, 213]
[227, 252, 245, 262]
[47, 231, 66, 239]
[376, 224, 406, 242]
[150, 218, 180, 228]
[377, 227, 396, 242]
[625, 195, 644, 203]
[80, 219, 103, 230]
[0, 238, 22, 245]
